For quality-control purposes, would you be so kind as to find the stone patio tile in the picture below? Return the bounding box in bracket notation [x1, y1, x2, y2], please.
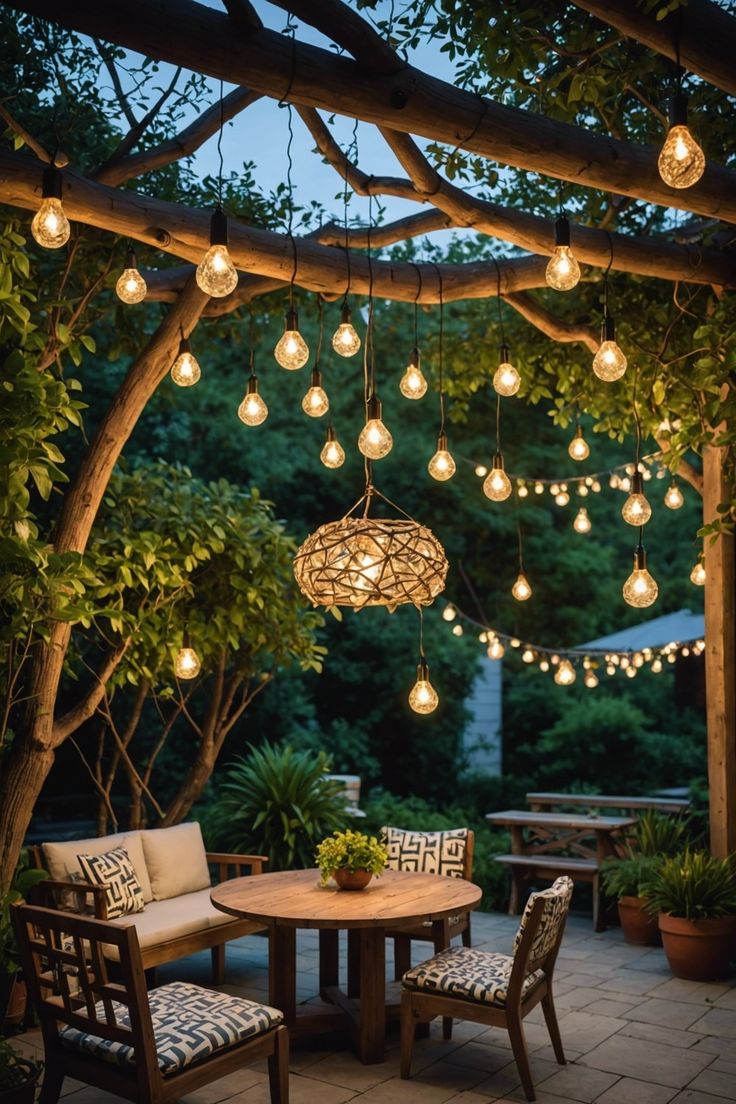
[554, 1009, 628, 1052]
[556, 972, 607, 988]
[301, 1051, 399, 1091]
[407, 1057, 493, 1092]
[647, 979, 730, 1006]
[689, 1008, 736, 1038]
[356, 1075, 462, 1104]
[225, 1073, 356, 1104]
[533, 1044, 583, 1065]
[624, 998, 706, 1031]
[474, 1055, 559, 1100]
[585, 997, 642, 1019]
[710, 1058, 736, 1074]
[556, 986, 608, 1010]
[594, 1076, 678, 1104]
[537, 1061, 619, 1101]
[684, 1068, 736, 1100]
[595, 974, 659, 997]
[473, 1020, 556, 1053]
[443, 1042, 516, 1075]
[713, 989, 736, 1010]
[689, 1034, 736, 1058]
[181, 1070, 267, 1103]
[580, 1034, 713, 1088]
[618, 1020, 705, 1049]
[59, 1091, 136, 1104]
[670, 1093, 734, 1104]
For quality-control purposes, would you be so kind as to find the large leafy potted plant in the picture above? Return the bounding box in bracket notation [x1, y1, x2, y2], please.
[601, 854, 661, 945]
[0, 1038, 41, 1104]
[316, 830, 388, 890]
[645, 850, 736, 980]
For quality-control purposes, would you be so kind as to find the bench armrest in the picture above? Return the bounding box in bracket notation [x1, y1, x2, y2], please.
[206, 852, 269, 882]
[32, 878, 109, 920]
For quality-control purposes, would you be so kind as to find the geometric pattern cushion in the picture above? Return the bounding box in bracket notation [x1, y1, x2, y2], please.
[383, 826, 468, 878]
[512, 875, 574, 972]
[77, 847, 145, 920]
[59, 981, 283, 1075]
[402, 946, 544, 1007]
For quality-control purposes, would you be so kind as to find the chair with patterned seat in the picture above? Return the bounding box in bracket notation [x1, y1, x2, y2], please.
[12, 903, 289, 1104]
[400, 875, 574, 1102]
[381, 826, 475, 979]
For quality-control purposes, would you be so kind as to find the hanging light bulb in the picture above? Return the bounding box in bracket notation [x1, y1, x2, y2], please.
[554, 659, 576, 686]
[658, 94, 705, 189]
[664, 482, 684, 510]
[573, 507, 592, 534]
[475, 465, 488, 478]
[487, 638, 505, 660]
[651, 657, 663, 673]
[493, 344, 521, 397]
[174, 632, 201, 679]
[196, 207, 239, 297]
[302, 369, 330, 418]
[539, 659, 550, 672]
[518, 482, 529, 498]
[593, 317, 627, 382]
[584, 669, 599, 688]
[545, 215, 581, 291]
[452, 624, 463, 637]
[428, 433, 456, 481]
[522, 648, 535, 664]
[555, 490, 570, 507]
[442, 604, 457, 622]
[399, 347, 428, 399]
[358, 394, 392, 459]
[115, 248, 147, 304]
[331, 301, 361, 357]
[408, 659, 439, 715]
[622, 472, 652, 526]
[483, 453, 512, 502]
[568, 427, 590, 461]
[690, 559, 706, 586]
[31, 165, 71, 249]
[512, 572, 532, 601]
[320, 426, 345, 469]
[274, 307, 309, 370]
[238, 375, 268, 426]
[623, 544, 659, 608]
[170, 337, 201, 387]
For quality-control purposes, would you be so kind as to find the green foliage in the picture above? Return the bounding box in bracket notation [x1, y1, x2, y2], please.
[0, 1038, 41, 1089]
[633, 811, 692, 857]
[645, 850, 736, 920]
[315, 829, 388, 885]
[600, 854, 661, 900]
[0, 856, 47, 977]
[205, 744, 349, 870]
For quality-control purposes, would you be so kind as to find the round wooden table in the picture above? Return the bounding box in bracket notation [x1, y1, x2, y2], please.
[211, 867, 482, 1064]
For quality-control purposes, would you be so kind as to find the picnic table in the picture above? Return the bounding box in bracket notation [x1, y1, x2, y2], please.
[486, 809, 636, 931]
[526, 792, 690, 815]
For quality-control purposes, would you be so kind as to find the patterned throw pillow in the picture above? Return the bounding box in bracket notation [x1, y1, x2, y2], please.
[383, 826, 469, 878]
[77, 846, 145, 920]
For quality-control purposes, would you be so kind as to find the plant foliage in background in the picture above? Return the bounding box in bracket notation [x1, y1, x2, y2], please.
[645, 850, 736, 920]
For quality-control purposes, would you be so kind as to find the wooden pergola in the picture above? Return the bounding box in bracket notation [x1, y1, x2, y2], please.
[0, 0, 733, 887]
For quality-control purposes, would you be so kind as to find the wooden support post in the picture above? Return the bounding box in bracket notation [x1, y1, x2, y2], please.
[702, 442, 736, 857]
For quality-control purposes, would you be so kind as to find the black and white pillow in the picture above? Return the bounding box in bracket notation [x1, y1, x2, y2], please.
[77, 847, 145, 920]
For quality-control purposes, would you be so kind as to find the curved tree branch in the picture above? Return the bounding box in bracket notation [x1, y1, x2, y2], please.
[504, 292, 600, 354]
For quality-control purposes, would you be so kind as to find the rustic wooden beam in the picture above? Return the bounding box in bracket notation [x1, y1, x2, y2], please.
[8, 0, 736, 224]
[570, 0, 736, 98]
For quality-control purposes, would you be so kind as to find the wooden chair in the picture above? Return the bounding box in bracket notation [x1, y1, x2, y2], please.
[12, 903, 289, 1104]
[400, 875, 574, 1102]
[381, 826, 475, 980]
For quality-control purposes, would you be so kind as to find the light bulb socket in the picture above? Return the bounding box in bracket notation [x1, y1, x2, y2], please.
[367, 394, 382, 420]
[634, 544, 647, 571]
[325, 426, 336, 443]
[492, 451, 505, 471]
[437, 432, 448, 451]
[410, 346, 420, 366]
[210, 206, 228, 246]
[574, 426, 584, 440]
[285, 306, 299, 332]
[668, 92, 689, 128]
[247, 375, 259, 395]
[602, 315, 616, 343]
[124, 247, 138, 269]
[41, 165, 63, 200]
[310, 368, 322, 387]
[340, 301, 352, 324]
[178, 336, 191, 355]
[417, 658, 429, 681]
[631, 471, 644, 495]
[499, 343, 510, 364]
[182, 628, 191, 649]
[554, 215, 571, 247]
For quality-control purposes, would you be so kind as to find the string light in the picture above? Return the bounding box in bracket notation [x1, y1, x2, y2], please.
[690, 558, 706, 586]
[573, 507, 591, 533]
[584, 669, 599, 688]
[484, 453, 512, 501]
[622, 472, 652, 525]
[428, 433, 456, 481]
[546, 214, 581, 291]
[400, 348, 428, 399]
[31, 165, 70, 249]
[427, 265, 455, 481]
[320, 426, 345, 469]
[593, 317, 627, 382]
[274, 306, 309, 370]
[174, 632, 201, 679]
[332, 301, 361, 357]
[171, 332, 201, 387]
[512, 572, 532, 601]
[664, 481, 684, 509]
[475, 464, 488, 478]
[623, 543, 658, 608]
[302, 369, 330, 417]
[554, 659, 576, 686]
[409, 658, 439, 715]
[493, 344, 521, 397]
[196, 208, 238, 297]
[359, 394, 393, 459]
[238, 372, 268, 426]
[116, 248, 147, 304]
[568, 426, 590, 461]
[452, 624, 463, 637]
[522, 648, 535, 663]
[487, 638, 506, 659]
[658, 94, 705, 189]
[442, 604, 457, 622]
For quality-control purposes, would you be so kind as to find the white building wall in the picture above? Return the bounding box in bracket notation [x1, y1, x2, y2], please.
[463, 658, 502, 775]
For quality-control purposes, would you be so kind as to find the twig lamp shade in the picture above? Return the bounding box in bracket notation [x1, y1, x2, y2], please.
[293, 487, 448, 611]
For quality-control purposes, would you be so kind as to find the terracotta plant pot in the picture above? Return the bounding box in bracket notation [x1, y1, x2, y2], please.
[618, 896, 660, 946]
[658, 913, 736, 980]
[333, 868, 372, 891]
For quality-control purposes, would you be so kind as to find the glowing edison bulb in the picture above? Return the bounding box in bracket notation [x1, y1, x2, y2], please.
[442, 605, 457, 622]
[554, 659, 576, 686]
[545, 216, 580, 291]
[116, 249, 147, 304]
[452, 624, 463, 637]
[487, 637, 505, 660]
[664, 482, 684, 510]
[483, 454, 512, 502]
[331, 303, 361, 357]
[238, 377, 268, 426]
[358, 395, 392, 460]
[512, 572, 532, 602]
[174, 636, 201, 679]
[568, 427, 590, 461]
[274, 308, 309, 370]
[320, 427, 345, 469]
[400, 347, 428, 400]
[195, 208, 238, 297]
[651, 657, 663, 673]
[302, 370, 329, 418]
[522, 648, 535, 664]
[31, 166, 70, 249]
[584, 669, 599, 688]
[623, 545, 659, 609]
[574, 507, 591, 534]
[428, 433, 456, 481]
[622, 473, 652, 526]
[593, 317, 627, 382]
[408, 660, 439, 715]
[493, 345, 520, 397]
[171, 339, 201, 387]
[690, 559, 706, 586]
[658, 96, 705, 189]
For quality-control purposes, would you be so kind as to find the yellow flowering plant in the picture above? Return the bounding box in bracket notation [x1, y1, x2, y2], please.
[315, 829, 388, 886]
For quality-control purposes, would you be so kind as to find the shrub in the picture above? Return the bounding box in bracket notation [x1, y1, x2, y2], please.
[601, 854, 661, 899]
[632, 810, 691, 856]
[645, 850, 736, 920]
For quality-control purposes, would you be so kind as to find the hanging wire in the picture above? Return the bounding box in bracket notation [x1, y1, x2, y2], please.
[632, 367, 642, 467]
[490, 255, 506, 344]
[418, 606, 425, 660]
[279, 14, 299, 307]
[430, 263, 446, 435]
[362, 189, 376, 500]
[342, 119, 359, 306]
[495, 392, 502, 453]
[603, 230, 614, 318]
[315, 295, 324, 369]
[514, 486, 525, 572]
[216, 78, 224, 207]
[248, 307, 256, 379]
[411, 262, 423, 348]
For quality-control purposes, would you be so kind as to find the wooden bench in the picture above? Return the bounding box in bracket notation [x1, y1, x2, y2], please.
[526, 792, 690, 815]
[493, 855, 602, 929]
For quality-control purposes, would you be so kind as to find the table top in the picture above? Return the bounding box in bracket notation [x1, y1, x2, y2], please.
[211, 868, 482, 930]
[486, 810, 636, 830]
[526, 792, 689, 812]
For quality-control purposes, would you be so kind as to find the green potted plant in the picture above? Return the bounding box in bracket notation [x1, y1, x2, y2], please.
[0, 1038, 41, 1103]
[316, 830, 388, 890]
[645, 849, 736, 980]
[601, 854, 661, 945]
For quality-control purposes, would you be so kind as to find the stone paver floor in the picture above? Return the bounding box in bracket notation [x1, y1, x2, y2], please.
[10, 910, 736, 1103]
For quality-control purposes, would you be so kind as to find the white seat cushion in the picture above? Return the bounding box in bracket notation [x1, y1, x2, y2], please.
[103, 889, 237, 960]
[59, 981, 282, 1075]
[402, 946, 543, 1007]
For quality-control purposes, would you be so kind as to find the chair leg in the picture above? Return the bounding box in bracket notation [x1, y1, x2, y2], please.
[38, 1053, 65, 1104]
[442, 1016, 453, 1040]
[212, 943, 226, 985]
[400, 990, 417, 1079]
[541, 990, 565, 1065]
[593, 874, 604, 933]
[393, 934, 411, 981]
[506, 1012, 535, 1102]
[462, 913, 472, 948]
[268, 1025, 290, 1104]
